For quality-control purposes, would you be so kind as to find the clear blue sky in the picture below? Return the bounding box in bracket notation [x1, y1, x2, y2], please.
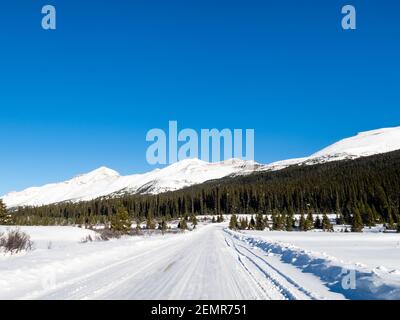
[0, 0, 399, 194]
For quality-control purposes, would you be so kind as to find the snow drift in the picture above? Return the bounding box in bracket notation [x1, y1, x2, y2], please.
[227, 229, 400, 300]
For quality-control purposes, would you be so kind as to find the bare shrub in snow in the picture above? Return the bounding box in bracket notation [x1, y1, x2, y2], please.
[80, 234, 94, 243]
[0, 229, 33, 253]
[97, 228, 122, 240]
[80, 229, 122, 243]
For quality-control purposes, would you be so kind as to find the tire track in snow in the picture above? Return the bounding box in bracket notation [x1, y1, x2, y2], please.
[235, 242, 317, 300]
[225, 234, 297, 300]
[223, 231, 285, 300]
[224, 230, 316, 300]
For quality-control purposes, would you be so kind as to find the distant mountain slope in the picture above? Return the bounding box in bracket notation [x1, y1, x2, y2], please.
[3, 126, 400, 208]
[2, 159, 257, 208]
[264, 126, 400, 171]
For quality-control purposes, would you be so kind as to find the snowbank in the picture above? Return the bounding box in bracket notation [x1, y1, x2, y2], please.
[227, 229, 400, 300]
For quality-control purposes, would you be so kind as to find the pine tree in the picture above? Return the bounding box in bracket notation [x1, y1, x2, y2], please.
[285, 214, 294, 231]
[299, 213, 307, 231]
[159, 217, 167, 235]
[110, 207, 131, 234]
[255, 213, 265, 231]
[364, 205, 375, 227]
[146, 214, 156, 229]
[387, 208, 395, 230]
[276, 214, 285, 230]
[248, 215, 256, 230]
[306, 212, 314, 231]
[229, 214, 238, 230]
[272, 214, 278, 230]
[314, 216, 322, 229]
[322, 214, 332, 231]
[135, 218, 142, 234]
[0, 200, 12, 225]
[280, 212, 287, 231]
[371, 205, 379, 223]
[178, 217, 188, 230]
[239, 217, 248, 230]
[351, 208, 363, 232]
[191, 214, 198, 229]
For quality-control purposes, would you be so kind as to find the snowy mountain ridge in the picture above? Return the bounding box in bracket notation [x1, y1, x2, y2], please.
[2, 158, 258, 208]
[3, 126, 400, 208]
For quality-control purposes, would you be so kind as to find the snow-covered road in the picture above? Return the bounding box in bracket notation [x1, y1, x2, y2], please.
[3, 224, 400, 300]
[0, 224, 345, 300]
[34, 224, 277, 300]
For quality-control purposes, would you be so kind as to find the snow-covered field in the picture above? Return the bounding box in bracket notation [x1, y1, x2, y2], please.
[1, 224, 400, 300]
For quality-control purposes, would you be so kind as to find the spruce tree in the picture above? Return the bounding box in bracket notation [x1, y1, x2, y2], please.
[364, 205, 375, 227]
[191, 214, 198, 229]
[387, 208, 395, 230]
[243, 217, 250, 230]
[229, 214, 238, 230]
[285, 214, 294, 231]
[0, 200, 12, 225]
[178, 217, 188, 230]
[248, 216, 255, 230]
[322, 214, 332, 232]
[299, 213, 306, 231]
[280, 213, 287, 231]
[110, 207, 131, 234]
[146, 214, 156, 229]
[275, 214, 284, 230]
[159, 217, 167, 235]
[371, 205, 379, 223]
[239, 217, 248, 230]
[272, 214, 278, 230]
[351, 208, 363, 232]
[306, 212, 314, 231]
[255, 213, 265, 231]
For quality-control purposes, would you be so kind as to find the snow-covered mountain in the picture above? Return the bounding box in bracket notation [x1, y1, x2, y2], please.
[2, 159, 258, 208]
[265, 126, 400, 170]
[3, 126, 400, 208]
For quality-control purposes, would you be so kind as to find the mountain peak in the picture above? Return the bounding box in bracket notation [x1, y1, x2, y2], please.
[88, 166, 120, 176]
[69, 167, 120, 184]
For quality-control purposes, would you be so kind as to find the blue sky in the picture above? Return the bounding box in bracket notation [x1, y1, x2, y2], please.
[0, 0, 399, 194]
